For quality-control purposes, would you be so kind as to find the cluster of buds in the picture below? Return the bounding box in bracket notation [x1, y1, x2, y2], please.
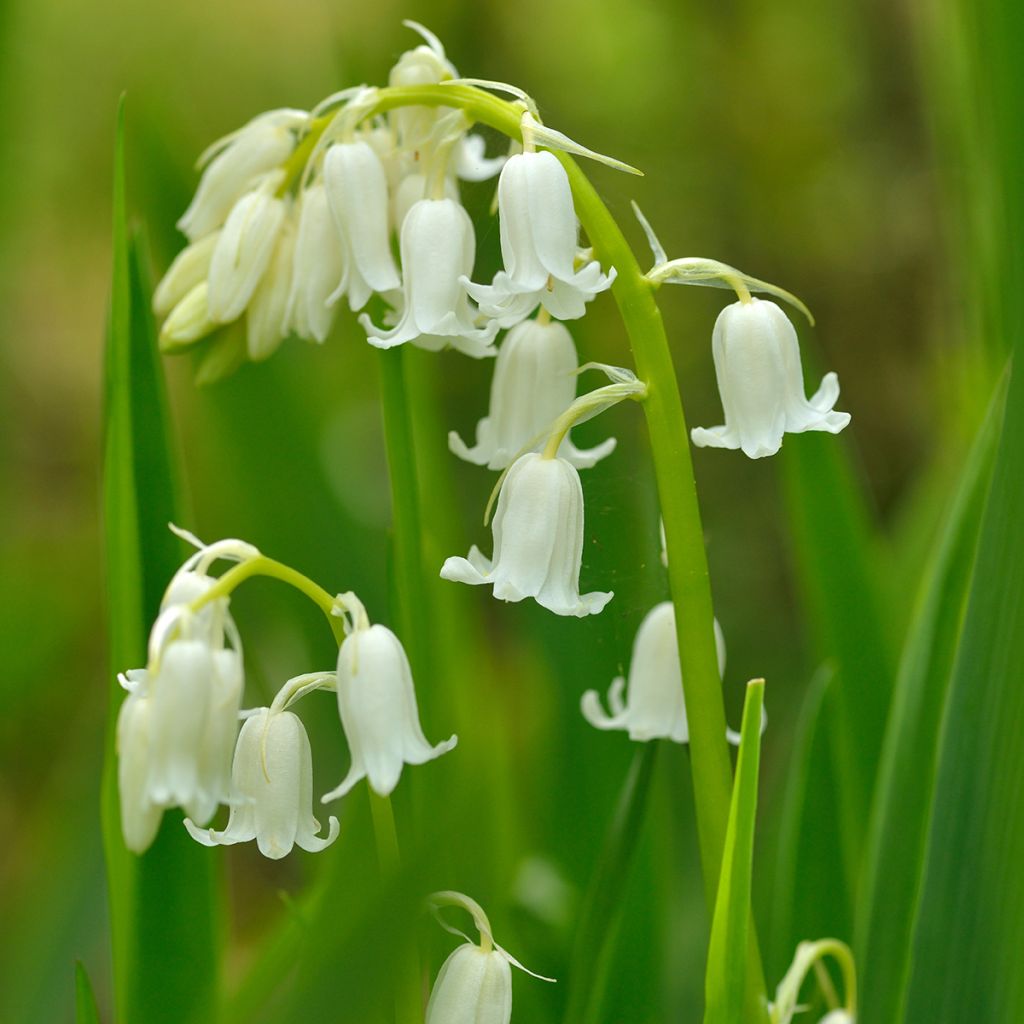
[117, 533, 455, 858]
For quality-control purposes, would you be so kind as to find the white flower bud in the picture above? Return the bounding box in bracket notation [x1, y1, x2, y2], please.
[463, 151, 615, 327]
[449, 318, 616, 470]
[153, 232, 220, 317]
[159, 282, 216, 352]
[323, 141, 401, 312]
[361, 197, 498, 355]
[207, 184, 287, 323]
[426, 944, 512, 1024]
[581, 603, 725, 743]
[322, 623, 457, 802]
[246, 210, 295, 360]
[287, 183, 344, 342]
[690, 298, 851, 459]
[178, 109, 306, 242]
[441, 452, 612, 617]
[186, 708, 340, 860]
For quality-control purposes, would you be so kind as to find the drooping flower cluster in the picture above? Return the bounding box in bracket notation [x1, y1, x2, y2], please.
[117, 535, 454, 858]
[156, 23, 615, 369]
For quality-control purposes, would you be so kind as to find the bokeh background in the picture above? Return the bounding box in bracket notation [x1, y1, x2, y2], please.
[0, 0, 995, 1020]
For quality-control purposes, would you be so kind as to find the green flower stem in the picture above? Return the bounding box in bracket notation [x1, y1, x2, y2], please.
[359, 82, 767, 1012]
[190, 555, 347, 645]
[376, 346, 432, 683]
[369, 791, 423, 1024]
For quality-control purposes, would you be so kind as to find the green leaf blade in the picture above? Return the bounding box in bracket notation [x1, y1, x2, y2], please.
[855, 376, 1005, 1023]
[75, 962, 102, 1024]
[100, 98, 219, 1024]
[705, 679, 765, 1024]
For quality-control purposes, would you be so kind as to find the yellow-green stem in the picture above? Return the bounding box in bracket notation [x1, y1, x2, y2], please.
[190, 555, 347, 645]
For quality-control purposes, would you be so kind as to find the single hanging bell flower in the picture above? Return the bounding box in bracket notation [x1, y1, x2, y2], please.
[287, 182, 345, 342]
[116, 674, 163, 853]
[206, 178, 288, 323]
[323, 141, 401, 312]
[185, 708, 340, 859]
[581, 602, 728, 743]
[690, 298, 850, 459]
[440, 452, 612, 617]
[426, 890, 554, 1024]
[463, 150, 615, 328]
[360, 197, 498, 356]
[178, 108, 307, 242]
[449, 317, 616, 470]
[322, 606, 457, 802]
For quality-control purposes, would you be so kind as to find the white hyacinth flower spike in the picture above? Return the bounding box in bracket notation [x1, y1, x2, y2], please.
[691, 298, 851, 459]
[360, 197, 498, 356]
[440, 452, 612, 617]
[185, 707, 339, 860]
[323, 597, 457, 802]
[449, 317, 616, 470]
[426, 891, 554, 1024]
[463, 149, 615, 327]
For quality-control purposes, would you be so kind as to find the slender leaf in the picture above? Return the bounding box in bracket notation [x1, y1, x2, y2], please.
[100, 98, 219, 1024]
[856, 375, 1005, 1023]
[704, 680, 765, 1024]
[769, 666, 849, 980]
[75, 962, 102, 1024]
[781, 424, 894, 897]
[902, 366, 1024, 1019]
[564, 744, 658, 1024]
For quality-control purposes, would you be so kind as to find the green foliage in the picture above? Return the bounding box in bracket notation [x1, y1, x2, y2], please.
[75, 962, 102, 1024]
[101, 99, 220, 1024]
[856, 376, 1005, 1023]
[704, 680, 765, 1024]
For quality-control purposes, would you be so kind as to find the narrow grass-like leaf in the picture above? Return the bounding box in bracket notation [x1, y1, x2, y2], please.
[564, 745, 658, 1024]
[856, 375, 1005, 1023]
[75, 962, 101, 1024]
[781, 426, 893, 895]
[769, 666, 849, 980]
[704, 680, 765, 1024]
[902, 365, 1024, 1017]
[100, 99, 219, 1024]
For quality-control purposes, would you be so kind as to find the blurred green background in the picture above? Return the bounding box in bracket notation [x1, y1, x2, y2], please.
[0, 0, 995, 1021]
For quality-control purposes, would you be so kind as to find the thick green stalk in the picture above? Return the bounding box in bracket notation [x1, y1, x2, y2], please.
[369, 792, 423, 1024]
[376, 347, 432, 683]
[368, 83, 767, 1017]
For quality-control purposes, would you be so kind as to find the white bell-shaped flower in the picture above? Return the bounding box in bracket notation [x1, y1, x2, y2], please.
[153, 232, 220, 318]
[116, 675, 163, 853]
[323, 141, 401, 311]
[287, 183, 344, 342]
[185, 708, 339, 859]
[246, 211, 295, 360]
[581, 602, 726, 743]
[207, 180, 288, 323]
[178, 109, 306, 242]
[426, 890, 553, 1024]
[449, 318, 616, 470]
[441, 452, 612, 617]
[391, 171, 459, 234]
[360, 198, 498, 354]
[159, 282, 215, 351]
[463, 151, 615, 327]
[426, 944, 513, 1024]
[691, 298, 851, 459]
[322, 622, 457, 802]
